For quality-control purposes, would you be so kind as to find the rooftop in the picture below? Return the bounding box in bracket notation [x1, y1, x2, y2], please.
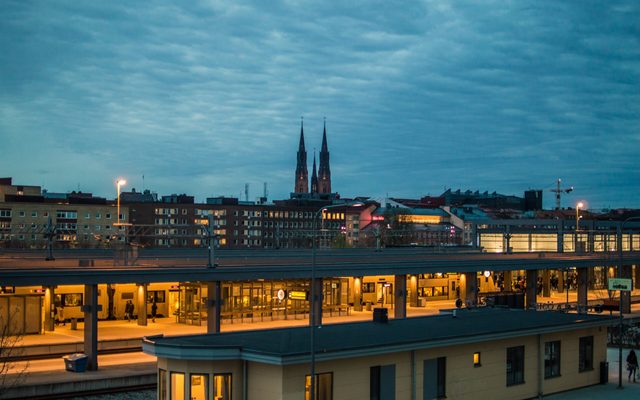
[143, 308, 614, 365]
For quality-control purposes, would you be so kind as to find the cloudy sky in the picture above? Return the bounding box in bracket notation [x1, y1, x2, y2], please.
[1, 1, 638, 209]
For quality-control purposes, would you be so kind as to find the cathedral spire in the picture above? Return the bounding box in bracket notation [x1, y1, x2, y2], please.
[310, 150, 318, 194]
[294, 117, 309, 193]
[318, 118, 331, 194]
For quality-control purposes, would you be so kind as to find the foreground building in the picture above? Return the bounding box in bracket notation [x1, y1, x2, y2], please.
[143, 308, 612, 400]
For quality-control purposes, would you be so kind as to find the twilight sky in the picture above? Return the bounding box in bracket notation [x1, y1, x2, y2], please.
[1, 1, 639, 209]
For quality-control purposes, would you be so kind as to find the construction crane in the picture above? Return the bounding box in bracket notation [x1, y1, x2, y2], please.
[550, 178, 573, 210]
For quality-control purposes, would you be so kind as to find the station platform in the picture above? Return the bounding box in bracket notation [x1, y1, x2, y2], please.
[0, 353, 156, 400]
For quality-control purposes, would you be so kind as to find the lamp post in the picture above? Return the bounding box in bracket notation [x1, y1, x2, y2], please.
[309, 201, 363, 400]
[618, 216, 640, 389]
[116, 179, 126, 226]
[575, 202, 583, 231]
[575, 202, 583, 253]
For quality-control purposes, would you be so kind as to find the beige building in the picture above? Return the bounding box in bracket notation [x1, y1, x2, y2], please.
[143, 308, 612, 400]
[0, 201, 128, 247]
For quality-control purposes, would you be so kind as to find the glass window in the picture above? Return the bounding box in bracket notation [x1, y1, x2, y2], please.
[305, 372, 333, 400]
[436, 357, 446, 398]
[579, 336, 594, 372]
[473, 352, 481, 367]
[507, 346, 525, 386]
[31, 211, 38, 217]
[370, 365, 395, 400]
[190, 374, 208, 400]
[213, 374, 231, 400]
[545, 341, 561, 378]
[170, 372, 185, 400]
[159, 369, 167, 400]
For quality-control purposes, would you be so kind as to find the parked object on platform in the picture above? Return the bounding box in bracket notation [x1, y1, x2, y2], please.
[63, 353, 88, 372]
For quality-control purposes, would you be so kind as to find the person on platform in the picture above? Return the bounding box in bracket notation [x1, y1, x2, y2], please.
[627, 349, 638, 383]
[151, 301, 158, 323]
[124, 300, 132, 322]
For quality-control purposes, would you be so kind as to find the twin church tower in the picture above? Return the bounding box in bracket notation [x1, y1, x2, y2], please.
[294, 118, 332, 195]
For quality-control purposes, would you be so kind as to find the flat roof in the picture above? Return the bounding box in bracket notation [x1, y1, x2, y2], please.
[143, 309, 615, 365]
[2, 249, 639, 286]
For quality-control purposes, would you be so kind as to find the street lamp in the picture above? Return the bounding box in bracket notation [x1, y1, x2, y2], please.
[575, 202, 583, 231]
[309, 201, 363, 400]
[575, 202, 584, 253]
[116, 179, 126, 226]
[617, 216, 640, 389]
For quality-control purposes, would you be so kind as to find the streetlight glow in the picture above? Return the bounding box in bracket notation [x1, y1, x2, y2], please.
[116, 178, 127, 226]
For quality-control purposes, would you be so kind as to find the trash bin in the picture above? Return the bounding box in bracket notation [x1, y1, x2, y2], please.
[599, 361, 609, 384]
[365, 302, 372, 311]
[70, 318, 77, 330]
[63, 353, 88, 372]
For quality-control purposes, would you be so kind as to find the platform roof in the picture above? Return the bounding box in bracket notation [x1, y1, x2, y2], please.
[1, 248, 639, 286]
[143, 308, 615, 365]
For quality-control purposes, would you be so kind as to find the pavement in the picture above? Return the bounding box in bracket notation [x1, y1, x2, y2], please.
[548, 348, 640, 399]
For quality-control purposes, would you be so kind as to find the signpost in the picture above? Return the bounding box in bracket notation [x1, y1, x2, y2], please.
[608, 278, 632, 292]
[610, 277, 632, 390]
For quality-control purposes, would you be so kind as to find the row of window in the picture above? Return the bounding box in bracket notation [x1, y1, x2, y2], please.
[0, 210, 123, 220]
[159, 370, 231, 400]
[507, 336, 594, 386]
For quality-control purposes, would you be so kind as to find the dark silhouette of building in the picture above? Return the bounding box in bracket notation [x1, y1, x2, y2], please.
[524, 190, 543, 211]
[294, 120, 309, 194]
[318, 120, 331, 194]
[310, 153, 318, 194]
[293, 119, 332, 196]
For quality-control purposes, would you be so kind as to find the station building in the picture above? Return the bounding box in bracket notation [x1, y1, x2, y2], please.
[143, 308, 613, 400]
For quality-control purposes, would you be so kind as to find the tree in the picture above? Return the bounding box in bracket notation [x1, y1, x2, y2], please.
[0, 309, 28, 392]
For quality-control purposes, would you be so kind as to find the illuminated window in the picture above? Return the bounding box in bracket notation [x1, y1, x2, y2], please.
[305, 373, 333, 400]
[473, 352, 481, 367]
[190, 374, 208, 400]
[213, 374, 231, 400]
[170, 372, 185, 400]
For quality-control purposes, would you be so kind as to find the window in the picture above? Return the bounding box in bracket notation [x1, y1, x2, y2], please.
[507, 346, 525, 386]
[213, 374, 231, 400]
[305, 372, 332, 400]
[159, 369, 167, 400]
[579, 336, 594, 372]
[85, 212, 91, 219]
[54, 293, 83, 307]
[31, 211, 38, 217]
[170, 372, 185, 400]
[95, 213, 101, 219]
[545, 341, 561, 378]
[0, 209, 12, 218]
[371, 365, 395, 400]
[362, 283, 376, 293]
[147, 290, 166, 303]
[190, 373, 208, 400]
[18, 211, 25, 217]
[473, 352, 481, 367]
[56, 210, 77, 219]
[105, 213, 111, 219]
[436, 357, 446, 398]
